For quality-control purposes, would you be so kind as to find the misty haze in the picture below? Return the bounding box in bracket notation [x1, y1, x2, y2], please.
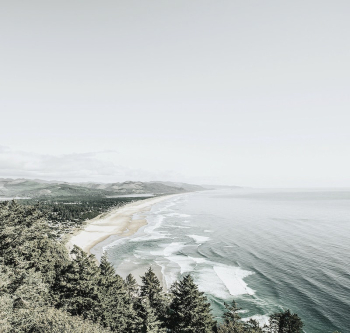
[0, 1, 349, 333]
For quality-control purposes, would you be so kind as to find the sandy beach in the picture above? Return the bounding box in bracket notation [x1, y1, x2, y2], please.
[65, 194, 180, 255]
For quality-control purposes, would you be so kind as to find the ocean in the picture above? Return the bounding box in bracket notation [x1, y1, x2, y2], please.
[93, 189, 350, 333]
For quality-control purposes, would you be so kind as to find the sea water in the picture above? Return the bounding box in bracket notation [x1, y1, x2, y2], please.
[98, 189, 350, 333]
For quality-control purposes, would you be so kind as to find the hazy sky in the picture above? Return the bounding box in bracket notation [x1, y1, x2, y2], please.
[1, 1, 350, 187]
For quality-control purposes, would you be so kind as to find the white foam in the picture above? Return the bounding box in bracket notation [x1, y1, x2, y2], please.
[242, 314, 270, 327]
[149, 249, 166, 256]
[196, 266, 231, 299]
[204, 230, 213, 233]
[150, 242, 210, 282]
[133, 252, 143, 259]
[144, 215, 164, 233]
[155, 259, 180, 289]
[102, 237, 129, 251]
[131, 215, 168, 242]
[178, 213, 191, 218]
[188, 235, 210, 243]
[165, 254, 209, 275]
[188, 256, 207, 264]
[163, 242, 185, 256]
[167, 255, 194, 274]
[150, 242, 186, 257]
[152, 199, 178, 214]
[213, 265, 255, 296]
[131, 233, 168, 242]
[165, 213, 191, 218]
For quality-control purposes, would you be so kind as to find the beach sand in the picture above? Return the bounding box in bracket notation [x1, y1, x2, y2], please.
[65, 194, 180, 256]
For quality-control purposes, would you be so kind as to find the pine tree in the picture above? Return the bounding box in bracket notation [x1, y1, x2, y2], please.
[140, 267, 169, 326]
[125, 273, 139, 299]
[218, 300, 263, 333]
[0, 201, 69, 286]
[222, 300, 242, 326]
[55, 245, 100, 321]
[97, 252, 139, 332]
[168, 274, 214, 333]
[243, 319, 262, 333]
[140, 267, 165, 307]
[136, 298, 167, 333]
[268, 309, 303, 333]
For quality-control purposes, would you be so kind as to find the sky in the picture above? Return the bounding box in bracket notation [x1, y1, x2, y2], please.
[1, 1, 350, 187]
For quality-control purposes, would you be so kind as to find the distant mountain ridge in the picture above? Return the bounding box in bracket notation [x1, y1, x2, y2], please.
[0, 178, 208, 199]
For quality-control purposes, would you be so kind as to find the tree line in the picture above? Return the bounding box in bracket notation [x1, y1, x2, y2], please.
[19, 197, 144, 238]
[0, 201, 340, 332]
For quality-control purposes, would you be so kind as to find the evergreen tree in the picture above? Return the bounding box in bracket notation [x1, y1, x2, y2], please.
[218, 300, 262, 333]
[97, 253, 139, 332]
[54, 245, 100, 320]
[0, 201, 69, 286]
[140, 267, 169, 325]
[24, 308, 112, 333]
[268, 309, 303, 333]
[243, 319, 262, 333]
[222, 300, 242, 326]
[168, 274, 214, 333]
[136, 297, 167, 333]
[125, 273, 139, 299]
[140, 267, 165, 307]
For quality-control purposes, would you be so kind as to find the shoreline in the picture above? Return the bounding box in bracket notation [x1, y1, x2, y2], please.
[65, 194, 182, 256]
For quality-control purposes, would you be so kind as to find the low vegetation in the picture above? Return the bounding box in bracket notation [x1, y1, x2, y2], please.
[0, 201, 340, 332]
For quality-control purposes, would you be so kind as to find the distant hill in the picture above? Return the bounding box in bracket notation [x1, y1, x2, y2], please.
[74, 181, 191, 196]
[0, 178, 208, 199]
[0, 179, 107, 198]
[202, 184, 243, 190]
[153, 181, 206, 192]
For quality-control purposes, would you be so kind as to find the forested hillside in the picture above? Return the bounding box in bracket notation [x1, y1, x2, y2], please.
[0, 178, 207, 199]
[0, 201, 339, 332]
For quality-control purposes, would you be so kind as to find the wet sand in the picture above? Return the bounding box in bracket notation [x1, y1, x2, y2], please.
[65, 194, 180, 255]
